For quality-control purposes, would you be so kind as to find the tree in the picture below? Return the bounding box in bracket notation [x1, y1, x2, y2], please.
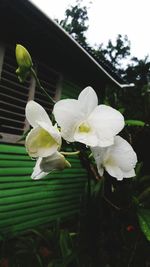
[95, 34, 131, 69]
[123, 55, 150, 121]
[57, 0, 150, 115]
[57, 0, 89, 45]
[126, 55, 150, 87]
[57, 4, 131, 71]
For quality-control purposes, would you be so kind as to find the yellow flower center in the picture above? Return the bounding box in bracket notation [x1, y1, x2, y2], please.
[29, 128, 57, 155]
[37, 128, 57, 147]
[78, 122, 91, 133]
[104, 156, 115, 166]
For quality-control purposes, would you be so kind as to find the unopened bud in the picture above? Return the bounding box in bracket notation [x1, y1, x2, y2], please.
[15, 44, 33, 82]
[16, 44, 32, 69]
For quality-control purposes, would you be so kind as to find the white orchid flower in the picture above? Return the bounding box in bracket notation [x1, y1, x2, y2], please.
[53, 86, 124, 147]
[31, 152, 71, 180]
[25, 101, 61, 158]
[91, 136, 137, 180]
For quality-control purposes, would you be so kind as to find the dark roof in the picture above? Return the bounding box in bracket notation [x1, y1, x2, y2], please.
[0, 0, 133, 89]
[83, 44, 127, 84]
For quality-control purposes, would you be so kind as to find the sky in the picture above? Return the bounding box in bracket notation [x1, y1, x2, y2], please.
[31, 0, 150, 60]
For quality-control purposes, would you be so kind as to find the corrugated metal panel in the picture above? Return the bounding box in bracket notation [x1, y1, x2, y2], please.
[0, 144, 87, 238]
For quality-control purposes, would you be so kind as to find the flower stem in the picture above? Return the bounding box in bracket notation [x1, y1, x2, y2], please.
[31, 68, 56, 104]
[61, 151, 80, 156]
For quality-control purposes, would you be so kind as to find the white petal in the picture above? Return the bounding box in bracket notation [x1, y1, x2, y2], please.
[105, 164, 124, 180]
[31, 152, 71, 180]
[26, 100, 51, 127]
[91, 147, 105, 176]
[25, 126, 59, 158]
[53, 99, 83, 142]
[37, 121, 61, 148]
[91, 136, 137, 180]
[109, 136, 137, 172]
[31, 158, 48, 180]
[91, 147, 106, 164]
[97, 166, 104, 176]
[74, 125, 98, 146]
[78, 86, 98, 116]
[41, 151, 71, 172]
[91, 146, 124, 179]
[89, 105, 125, 147]
[123, 169, 136, 178]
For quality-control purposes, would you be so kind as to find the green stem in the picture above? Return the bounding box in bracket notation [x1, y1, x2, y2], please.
[103, 194, 121, 210]
[102, 177, 121, 210]
[127, 234, 139, 267]
[61, 151, 80, 156]
[31, 68, 56, 104]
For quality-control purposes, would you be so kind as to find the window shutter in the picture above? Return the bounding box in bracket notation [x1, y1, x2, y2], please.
[0, 45, 32, 142]
[0, 45, 61, 143]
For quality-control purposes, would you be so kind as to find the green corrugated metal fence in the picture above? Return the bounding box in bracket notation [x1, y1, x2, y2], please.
[0, 144, 87, 239]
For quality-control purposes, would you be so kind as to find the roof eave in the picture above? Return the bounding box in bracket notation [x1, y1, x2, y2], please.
[29, 0, 132, 89]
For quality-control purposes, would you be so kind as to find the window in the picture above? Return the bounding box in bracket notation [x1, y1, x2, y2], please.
[0, 44, 61, 143]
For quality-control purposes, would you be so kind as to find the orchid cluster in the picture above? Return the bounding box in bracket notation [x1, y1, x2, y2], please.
[16, 44, 137, 181]
[25, 87, 137, 181]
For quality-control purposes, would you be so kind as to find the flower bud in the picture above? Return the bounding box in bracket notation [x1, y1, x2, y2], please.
[15, 44, 33, 82]
[16, 44, 32, 69]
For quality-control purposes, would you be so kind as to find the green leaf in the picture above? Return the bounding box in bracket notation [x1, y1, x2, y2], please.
[125, 120, 146, 127]
[48, 260, 62, 267]
[48, 263, 55, 267]
[118, 107, 125, 114]
[35, 253, 43, 267]
[85, 179, 104, 198]
[139, 175, 150, 184]
[138, 187, 150, 202]
[59, 230, 72, 259]
[26, 228, 51, 244]
[135, 162, 143, 178]
[132, 196, 140, 206]
[93, 179, 104, 197]
[137, 208, 150, 241]
[63, 251, 80, 267]
[69, 232, 77, 238]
